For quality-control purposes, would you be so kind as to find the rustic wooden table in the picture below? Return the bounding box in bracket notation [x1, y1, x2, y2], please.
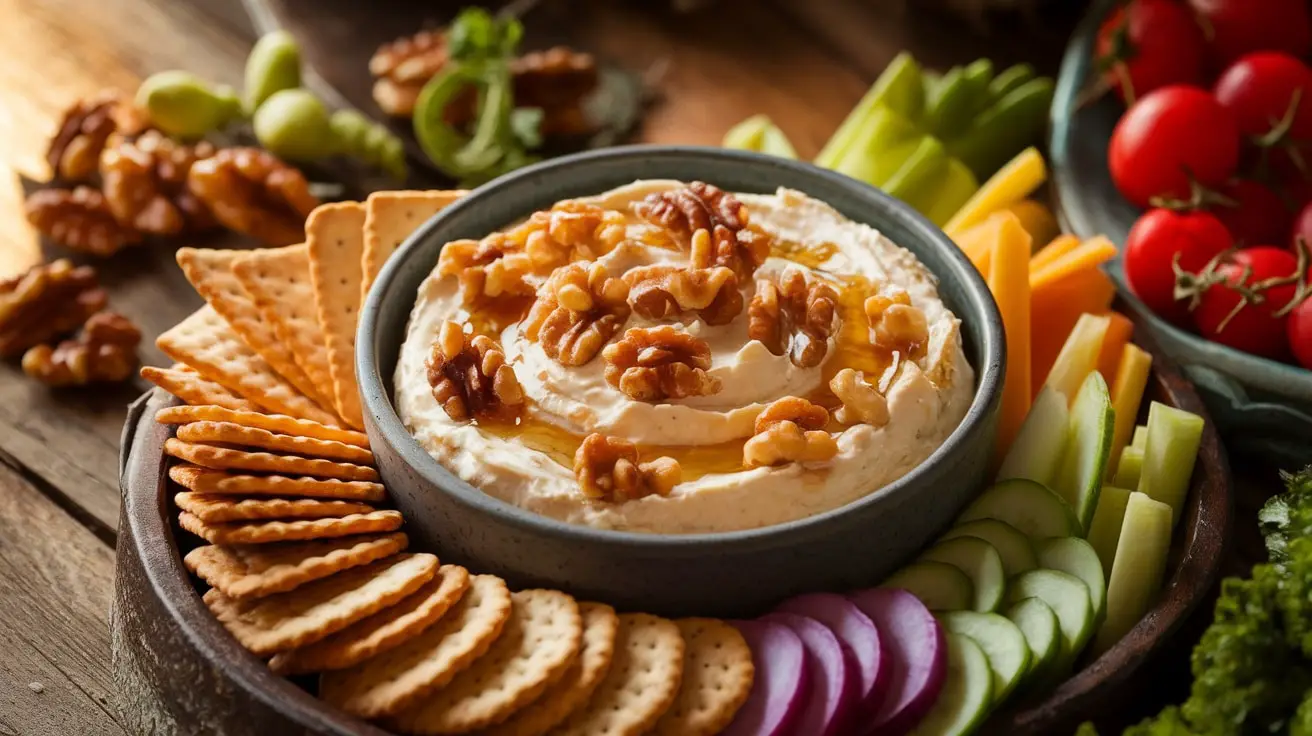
[0, 0, 1281, 733]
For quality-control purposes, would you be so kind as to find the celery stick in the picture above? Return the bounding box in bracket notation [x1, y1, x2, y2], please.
[722, 114, 797, 158]
[1131, 425, 1148, 450]
[1112, 446, 1143, 489]
[996, 385, 1069, 487]
[1092, 492, 1172, 656]
[1086, 485, 1132, 575]
[816, 52, 925, 169]
[831, 106, 923, 187]
[1137, 402, 1204, 527]
[923, 157, 980, 227]
[882, 136, 949, 214]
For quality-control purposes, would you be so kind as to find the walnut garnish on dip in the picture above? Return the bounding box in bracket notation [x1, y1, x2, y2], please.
[523, 261, 631, 366]
[829, 368, 890, 427]
[865, 289, 929, 359]
[743, 397, 838, 469]
[635, 182, 770, 279]
[749, 268, 839, 368]
[602, 325, 720, 402]
[574, 433, 681, 503]
[426, 321, 524, 422]
[623, 263, 742, 326]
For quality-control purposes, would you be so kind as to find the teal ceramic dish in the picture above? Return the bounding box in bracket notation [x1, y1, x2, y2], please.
[1049, 0, 1312, 465]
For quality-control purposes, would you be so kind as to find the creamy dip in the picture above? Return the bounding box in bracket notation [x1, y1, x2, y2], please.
[395, 181, 974, 533]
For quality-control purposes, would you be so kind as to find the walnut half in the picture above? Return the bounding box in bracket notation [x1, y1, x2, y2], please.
[426, 321, 524, 422]
[574, 433, 681, 503]
[748, 270, 838, 368]
[743, 396, 837, 469]
[830, 368, 890, 427]
[623, 263, 742, 326]
[22, 311, 141, 387]
[602, 325, 720, 402]
[634, 182, 770, 280]
[865, 290, 929, 358]
[523, 262, 631, 366]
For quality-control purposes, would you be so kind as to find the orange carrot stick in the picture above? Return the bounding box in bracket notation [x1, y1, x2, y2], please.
[1030, 236, 1118, 291]
[1029, 234, 1082, 273]
[1096, 312, 1135, 385]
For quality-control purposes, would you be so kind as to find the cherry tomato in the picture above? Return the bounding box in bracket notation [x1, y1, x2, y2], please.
[1213, 179, 1293, 247]
[1110, 86, 1242, 208]
[1214, 52, 1312, 185]
[1192, 246, 1300, 359]
[1124, 208, 1233, 324]
[1096, 0, 1207, 103]
[1293, 200, 1312, 249]
[1287, 295, 1312, 368]
[1189, 0, 1311, 68]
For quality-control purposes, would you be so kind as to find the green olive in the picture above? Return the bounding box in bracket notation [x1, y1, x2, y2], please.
[244, 30, 302, 114]
[136, 70, 242, 140]
[252, 88, 338, 162]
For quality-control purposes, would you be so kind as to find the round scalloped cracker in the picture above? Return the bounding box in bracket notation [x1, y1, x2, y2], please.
[174, 492, 374, 524]
[165, 438, 379, 481]
[552, 613, 684, 736]
[651, 618, 755, 736]
[270, 564, 471, 676]
[204, 552, 437, 657]
[481, 602, 619, 736]
[178, 510, 403, 545]
[184, 532, 407, 600]
[175, 421, 375, 465]
[320, 574, 512, 719]
[155, 404, 369, 448]
[169, 464, 386, 502]
[387, 589, 584, 735]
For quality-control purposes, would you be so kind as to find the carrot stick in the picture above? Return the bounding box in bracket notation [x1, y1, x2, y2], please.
[1030, 268, 1116, 392]
[1029, 234, 1081, 273]
[1030, 236, 1118, 291]
[987, 214, 1033, 457]
[1096, 312, 1135, 385]
[952, 211, 1012, 275]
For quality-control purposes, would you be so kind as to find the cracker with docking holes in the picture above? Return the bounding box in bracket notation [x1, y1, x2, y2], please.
[156, 306, 339, 425]
[156, 404, 370, 448]
[361, 189, 466, 304]
[552, 613, 685, 736]
[651, 618, 755, 736]
[184, 532, 407, 600]
[169, 465, 386, 502]
[387, 589, 583, 735]
[270, 564, 471, 676]
[319, 574, 512, 719]
[174, 492, 374, 524]
[234, 244, 338, 407]
[164, 438, 379, 481]
[175, 421, 375, 465]
[141, 365, 261, 411]
[204, 553, 437, 656]
[478, 602, 619, 736]
[178, 510, 402, 545]
[306, 202, 367, 429]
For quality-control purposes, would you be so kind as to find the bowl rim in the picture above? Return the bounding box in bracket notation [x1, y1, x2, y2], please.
[356, 144, 1006, 548]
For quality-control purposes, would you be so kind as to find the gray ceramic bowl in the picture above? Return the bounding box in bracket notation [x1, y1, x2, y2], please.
[356, 146, 1004, 617]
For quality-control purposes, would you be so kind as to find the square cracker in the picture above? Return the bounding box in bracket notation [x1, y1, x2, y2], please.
[184, 532, 408, 599]
[177, 509, 402, 545]
[141, 365, 261, 411]
[154, 405, 370, 449]
[168, 464, 386, 502]
[156, 306, 338, 426]
[307, 202, 368, 429]
[164, 438, 379, 481]
[361, 189, 467, 305]
[173, 492, 375, 523]
[176, 248, 328, 412]
[233, 244, 338, 411]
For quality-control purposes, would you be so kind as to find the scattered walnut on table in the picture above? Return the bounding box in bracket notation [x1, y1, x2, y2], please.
[573, 433, 681, 503]
[743, 396, 838, 468]
[45, 93, 121, 183]
[623, 263, 743, 326]
[748, 269, 839, 368]
[523, 262, 631, 366]
[426, 320, 524, 422]
[602, 325, 720, 402]
[0, 259, 108, 357]
[865, 290, 929, 358]
[25, 186, 142, 257]
[100, 130, 217, 236]
[22, 311, 141, 387]
[829, 368, 890, 427]
[186, 147, 319, 246]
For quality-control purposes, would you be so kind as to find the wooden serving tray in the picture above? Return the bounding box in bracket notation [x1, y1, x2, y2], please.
[111, 321, 1230, 735]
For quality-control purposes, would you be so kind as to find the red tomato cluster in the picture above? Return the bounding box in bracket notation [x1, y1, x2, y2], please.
[1099, 0, 1312, 368]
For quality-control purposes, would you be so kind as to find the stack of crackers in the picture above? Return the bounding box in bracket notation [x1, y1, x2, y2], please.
[143, 192, 757, 735]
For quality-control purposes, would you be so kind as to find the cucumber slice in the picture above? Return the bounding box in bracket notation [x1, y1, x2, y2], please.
[1006, 569, 1094, 666]
[940, 611, 1031, 704]
[1131, 425, 1148, 451]
[909, 633, 994, 736]
[885, 561, 974, 612]
[958, 479, 1079, 540]
[1087, 486, 1132, 574]
[941, 519, 1038, 578]
[996, 385, 1069, 487]
[1037, 537, 1106, 622]
[1137, 402, 1205, 526]
[1052, 371, 1114, 533]
[1112, 446, 1144, 489]
[1006, 597, 1061, 688]
[1093, 492, 1173, 656]
[920, 537, 1006, 613]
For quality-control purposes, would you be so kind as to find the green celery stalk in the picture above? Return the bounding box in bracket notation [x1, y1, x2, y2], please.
[1137, 402, 1205, 527]
[922, 157, 979, 226]
[816, 52, 924, 169]
[723, 114, 798, 159]
[830, 105, 923, 188]
[1112, 446, 1144, 489]
[881, 136, 949, 214]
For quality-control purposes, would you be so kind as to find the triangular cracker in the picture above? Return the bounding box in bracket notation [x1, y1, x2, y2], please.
[361, 189, 467, 305]
[176, 248, 330, 413]
[156, 306, 339, 425]
[307, 202, 368, 429]
[234, 244, 339, 411]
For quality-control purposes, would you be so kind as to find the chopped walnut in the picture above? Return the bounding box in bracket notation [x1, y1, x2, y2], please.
[865, 290, 929, 358]
[186, 148, 319, 246]
[370, 29, 450, 85]
[573, 433, 681, 502]
[634, 182, 770, 279]
[437, 235, 536, 302]
[511, 200, 627, 262]
[0, 260, 108, 357]
[602, 325, 720, 402]
[523, 262, 631, 366]
[101, 131, 217, 236]
[743, 396, 838, 469]
[46, 94, 119, 183]
[22, 311, 141, 387]
[689, 225, 771, 281]
[426, 321, 524, 422]
[748, 270, 838, 368]
[829, 368, 890, 427]
[25, 187, 142, 257]
[623, 263, 743, 326]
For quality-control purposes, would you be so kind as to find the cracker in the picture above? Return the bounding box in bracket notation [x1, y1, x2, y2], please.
[553, 613, 685, 736]
[480, 602, 619, 736]
[184, 532, 407, 600]
[320, 574, 512, 719]
[360, 189, 466, 305]
[270, 564, 471, 676]
[168, 465, 386, 502]
[156, 404, 369, 448]
[164, 438, 379, 481]
[388, 589, 583, 735]
[176, 247, 325, 408]
[141, 365, 261, 411]
[233, 244, 338, 409]
[651, 619, 755, 736]
[174, 492, 374, 523]
[306, 202, 367, 429]
[175, 421, 375, 465]
[156, 306, 338, 425]
[204, 553, 437, 656]
[178, 510, 402, 545]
